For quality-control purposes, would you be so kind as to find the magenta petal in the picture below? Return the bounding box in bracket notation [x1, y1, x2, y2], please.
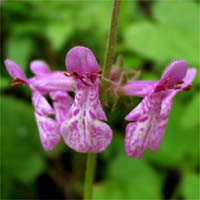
[159, 60, 188, 87]
[125, 119, 152, 159]
[125, 94, 155, 121]
[61, 82, 112, 153]
[122, 81, 158, 97]
[29, 72, 75, 94]
[30, 60, 50, 75]
[32, 91, 60, 151]
[32, 90, 54, 116]
[61, 118, 112, 153]
[148, 93, 173, 151]
[125, 92, 165, 158]
[4, 59, 27, 81]
[50, 91, 73, 124]
[181, 68, 197, 88]
[65, 46, 99, 75]
[35, 112, 60, 151]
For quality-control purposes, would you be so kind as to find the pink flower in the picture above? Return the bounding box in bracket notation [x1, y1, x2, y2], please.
[122, 60, 196, 158]
[4, 59, 74, 151]
[61, 46, 112, 153]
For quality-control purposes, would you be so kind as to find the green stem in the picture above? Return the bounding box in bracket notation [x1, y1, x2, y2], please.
[103, 0, 121, 78]
[83, 1, 121, 199]
[84, 153, 97, 200]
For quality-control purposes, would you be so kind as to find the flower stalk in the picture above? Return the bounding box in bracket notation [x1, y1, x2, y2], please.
[84, 153, 97, 200]
[103, 0, 121, 79]
[83, 0, 121, 199]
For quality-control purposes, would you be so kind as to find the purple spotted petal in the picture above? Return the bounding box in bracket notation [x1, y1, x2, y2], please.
[125, 92, 165, 158]
[32, 90, 54, 116]
[148, 92, 173, 151]
[4, 59, 27, 82]
[29, 72, 75, 94]
[125, 121, 152, 159]
[159, 60, 188, 87]
[122, 81, 158, 97]
[65, 46, 99, 75]
[32, 91, 60, 151]
[148, 68, 197, 151]
[30, 60, 50, 75]
[61, 81, 112, 153]
[50, 91, 73, 124]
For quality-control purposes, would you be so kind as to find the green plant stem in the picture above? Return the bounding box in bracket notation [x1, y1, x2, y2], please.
[84, 153, 97, 200]
[103, 0, 121, 79]
[83, 1, 121, 199]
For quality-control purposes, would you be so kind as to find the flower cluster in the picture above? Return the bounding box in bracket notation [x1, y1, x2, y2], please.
[5, 46, 196, 158]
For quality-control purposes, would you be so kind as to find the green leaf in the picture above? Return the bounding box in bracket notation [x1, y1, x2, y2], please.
[181, 93, 200, 129]
[93, 154, 161, 199]
[93, 181, 125, 199]
[181, 173, 200, 200]
[46, 23, 73, 51]
[15, 154, 45, 182]
[6, 36, 33, 71]
[153, 1, 200, 34]
[124, 21, 199, 66]
[0, 168, 14, 199]
[0, 76, 10, 90]
[0, 96, 45, 186]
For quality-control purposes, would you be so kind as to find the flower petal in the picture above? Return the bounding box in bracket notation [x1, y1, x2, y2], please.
[30, 60, 50, 75]
[32, 91, 60, 151]
[32, 90, 54, 116]
[29, 72, 75, 94]
[122, 81, 158, 97]
[125, 119, 152, 159]
[61, 82, 112, 153]
[65, 46, 99, 75]
[181, 68, 197, 88]
[4, 59, 27, 82]
[149, 68, 196, 151]
[159, 60, 188, 87]
[125, 92, 164, 158]
[50, 91, 73, 124]
[148, 92, 173, 151]
[35, 112, 60, 151]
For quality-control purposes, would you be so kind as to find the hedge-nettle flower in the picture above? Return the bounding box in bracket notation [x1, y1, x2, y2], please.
[5, 59, 74, 151]
[5, 47, 196, 158]
[61, 46, 112, 153]
[122, 60, 196, 158]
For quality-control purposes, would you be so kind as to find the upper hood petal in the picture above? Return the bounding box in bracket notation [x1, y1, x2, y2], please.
[4, 59, 27, 83]
[65, 46, 99, 76]
[30, 60, 50, 75]
[158, 60, 188, 87]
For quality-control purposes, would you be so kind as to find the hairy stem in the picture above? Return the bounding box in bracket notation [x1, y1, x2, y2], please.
[83, 1, 121, 199]
[84, 153, 97, 200]
[103, 0, 121, 78]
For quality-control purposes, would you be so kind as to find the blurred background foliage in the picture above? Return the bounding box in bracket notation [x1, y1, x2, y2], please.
[0, 0, 199, 199]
